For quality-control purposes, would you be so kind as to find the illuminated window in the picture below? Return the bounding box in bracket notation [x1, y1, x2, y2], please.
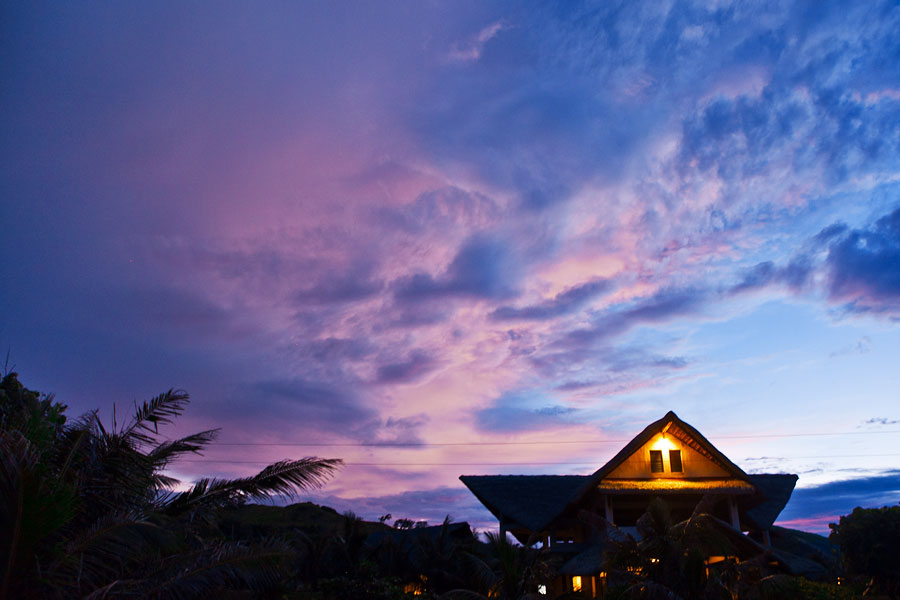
[572, 576, 582, 592]
[403, 583, 423, 595]
[650, 450, 664, 473]
[538, 584, 547, 595]
[669, 450, 682, 472]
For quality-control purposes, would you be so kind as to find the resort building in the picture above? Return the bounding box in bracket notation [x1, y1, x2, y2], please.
[460, 411, 803, 597]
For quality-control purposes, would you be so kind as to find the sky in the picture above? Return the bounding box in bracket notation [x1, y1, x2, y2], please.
[2, 1, 899, 535]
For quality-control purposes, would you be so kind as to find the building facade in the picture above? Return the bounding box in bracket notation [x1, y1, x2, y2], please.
[461, 411, 799, 597]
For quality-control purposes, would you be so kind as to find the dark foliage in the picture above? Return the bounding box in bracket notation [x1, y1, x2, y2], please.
[0, 372, 341, 599]
[829, 505, 900, 599]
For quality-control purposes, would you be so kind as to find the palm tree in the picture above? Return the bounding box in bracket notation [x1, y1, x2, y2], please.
[440, 531, 550, 600]
[0, 376, 342, 599]
[594, 496, 780, 600]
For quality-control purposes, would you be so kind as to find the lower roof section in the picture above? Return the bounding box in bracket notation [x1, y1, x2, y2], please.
[459, 475, 587, 532]
[459, 472, 797, 534]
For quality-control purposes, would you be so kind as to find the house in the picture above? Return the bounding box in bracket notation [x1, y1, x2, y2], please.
[460, 411, 801, 597]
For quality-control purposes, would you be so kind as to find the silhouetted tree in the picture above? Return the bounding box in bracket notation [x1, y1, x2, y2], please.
[440, 531, 549, 600]
[0, 373, 342, 599]
[829, 505, 900, 600]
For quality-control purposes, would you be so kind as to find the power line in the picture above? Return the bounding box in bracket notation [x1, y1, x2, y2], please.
[175, 453, 900, 466]
[203, 429, 900, 448]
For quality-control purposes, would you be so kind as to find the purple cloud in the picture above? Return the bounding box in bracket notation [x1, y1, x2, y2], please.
[490, 278, 613, 321]
[375, 351, 438, 384]
[561, 287, 708, 348]
[246, 378, 377, 433]
[3, 0, 900, 533]
[294, 271, 384, 305]
[393, 235, 520, 301]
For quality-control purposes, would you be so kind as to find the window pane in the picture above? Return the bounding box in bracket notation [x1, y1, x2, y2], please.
[669, 450, 683, 473]
[650, 450, 664, 473]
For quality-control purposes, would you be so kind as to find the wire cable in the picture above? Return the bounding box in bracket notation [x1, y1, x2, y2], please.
[202, 430, 900, 447]
[175, 453, 900, 466]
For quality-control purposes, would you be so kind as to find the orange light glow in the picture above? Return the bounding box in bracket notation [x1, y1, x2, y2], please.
[651, 433, 677, 451]
[572, 576, 582, 592]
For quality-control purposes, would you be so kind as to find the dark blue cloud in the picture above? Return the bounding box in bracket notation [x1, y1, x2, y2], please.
[560, 287, 708, 348]
[778, 470, 900, 525]
[730, 261, 778, 293]
[306, 337, 373, 363]
[826, 205, 900, 314]
[476, 391, 576, 433]
[393, 235, 519, 301]
[375, 351, 437, 384]
[863, 417, 900, 426]
[538, 345, 689, 393]
[490, 278, 613, 321]
[813, 223, 849, 246]
[604, 347, 689, 373]
[623, 287, 704, 322]
[675, 2, 900, 188]
[247, 378, 376, 432]
[376, 304, 450, 331]
[729, 258, 813, 294]
[294, 263, 384, 305]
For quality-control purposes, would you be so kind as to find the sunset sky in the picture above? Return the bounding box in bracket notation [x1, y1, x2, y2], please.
[2, 1, 899, 534]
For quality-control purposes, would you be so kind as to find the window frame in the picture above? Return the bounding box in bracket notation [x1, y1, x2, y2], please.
[669, 449, 683, 473]
[649, 449, 664, 473]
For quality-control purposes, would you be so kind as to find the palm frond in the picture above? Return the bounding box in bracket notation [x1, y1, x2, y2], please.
[82, 580, 123, 600]
[460, 550, 500, 594]
[44, 512, 157, 597]
[147, 429, 219, 467]
[438, 590, 490, 600]
[624, 579, 685, 600]
[0, 431, 77, 599]
[138, 538, 291, 599]
[120, 389, 190, 445]
[162, 457, 342, 515]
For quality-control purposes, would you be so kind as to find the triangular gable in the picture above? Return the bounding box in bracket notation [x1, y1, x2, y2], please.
[590, 411, 753, 483]
[537, 411, 757, 530]
[604, 428, 732, 479]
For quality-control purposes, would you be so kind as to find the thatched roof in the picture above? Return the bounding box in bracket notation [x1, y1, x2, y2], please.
[597, 478, 756, 494]
[767, 526, 836, 578]
[460, 412, 797, 535]
[458, 475, 587, 532]
[572, 411, 754, 503]
[770, 549, 828, 578]
[744, 474, 798, 529]
[769, 525, 833, 558]
[558, 544, 605, 575]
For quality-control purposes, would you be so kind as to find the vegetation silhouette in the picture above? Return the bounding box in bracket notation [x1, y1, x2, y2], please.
[2, 371, 889, 599]
[829, 505, 900, 599]
[0, 372, 341, 599]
